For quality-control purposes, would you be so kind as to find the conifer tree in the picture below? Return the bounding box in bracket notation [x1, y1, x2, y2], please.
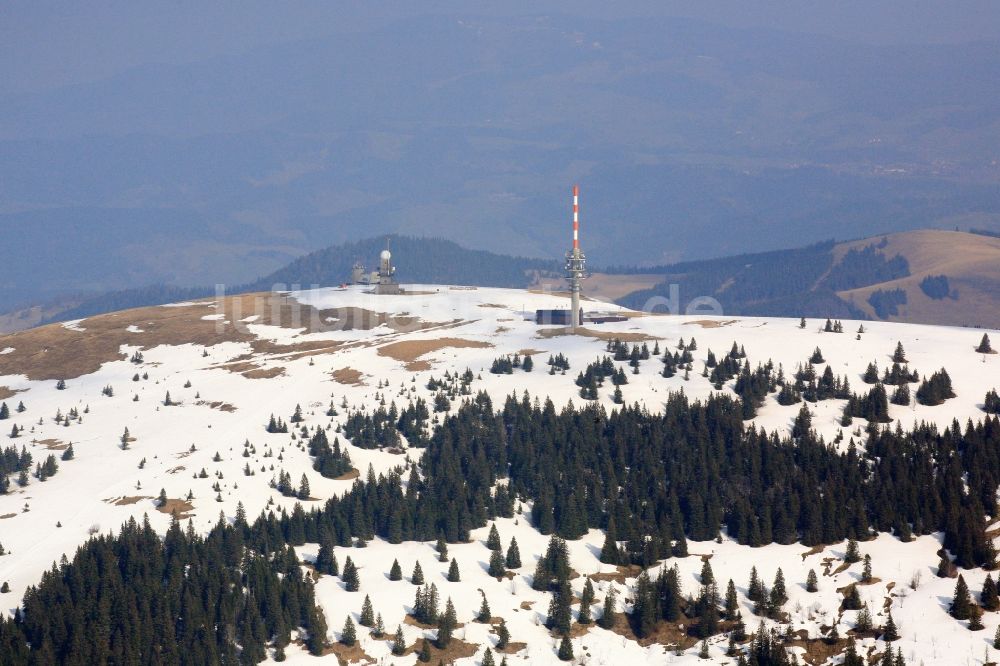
[486, 523, 502, 550]
[483, 647, 496, 666]
[700, 559, 715, 585]
[983, 573, 999, 611]
[977, 334, 993, 354]
[557, 635, 574, 661]
[317, 539, 338, 576]
[340, 616, 357, 646]
[579, 577, 595, 625]
[952, 575, 973, 620]
[882, 611, 899, 641]
[437, 598, 457, 648]
[724, 579, 739, 619]
[373, 613, 385, 638]
[599, 523, 620, 565]
[861, 554, 872, 582]
[893, 341, 907, 363]
[412, 561, 425, 585]
[496, 619, 510, 649]
[436, 534, 448, 562]
[845, 538, 861, 564]
[447, 557, 461, 582]
[389, 558, 402, 581]
[748, 566, 763, 603]
[806, 569, 818, 593]
[770, 568, 787, 607]
[969, 604, 985, 631]
[599, 584, 618, 629]
[488, 549, 506, 578]
[855, 605, 873, 632]
[418, 638, 432, 662]
[392, 625, 406, 655]
[360, 595, 375, 627]
[477, 593, 491, 622]
[343, 557, 360, 592]
[506, 537, 522, 569]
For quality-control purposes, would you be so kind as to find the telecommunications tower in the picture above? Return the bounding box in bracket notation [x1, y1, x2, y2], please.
[564, 185, 587, 331]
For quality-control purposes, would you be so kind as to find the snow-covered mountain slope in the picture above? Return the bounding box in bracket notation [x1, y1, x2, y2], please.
[0, 285, 998, 665]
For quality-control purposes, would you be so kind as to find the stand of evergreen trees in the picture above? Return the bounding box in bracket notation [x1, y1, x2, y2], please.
[0, 514, 328, 664]
[6, 382, 998, 660]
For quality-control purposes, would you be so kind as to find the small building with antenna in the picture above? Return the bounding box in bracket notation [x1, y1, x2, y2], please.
[345, 240, 402, 294]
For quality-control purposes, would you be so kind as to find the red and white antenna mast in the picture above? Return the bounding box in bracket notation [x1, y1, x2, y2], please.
[565, 184, 587, 331]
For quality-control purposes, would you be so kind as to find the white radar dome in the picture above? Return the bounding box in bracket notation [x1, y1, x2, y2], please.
[380, 250, 392, 261]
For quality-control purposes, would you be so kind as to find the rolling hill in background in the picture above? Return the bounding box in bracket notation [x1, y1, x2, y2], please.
[10, 229, 1000, 333]
[616, 230, 1000, 329]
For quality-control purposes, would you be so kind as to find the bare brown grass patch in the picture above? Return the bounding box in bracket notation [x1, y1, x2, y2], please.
[331, 367, 366, 386]
[156, 498, 195, 519]
[535, 327, 655, 342]
[32, 438, 67, 450]
[377, 338, 493, 371]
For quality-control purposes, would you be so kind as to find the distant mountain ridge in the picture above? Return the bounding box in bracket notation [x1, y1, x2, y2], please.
[36, 236, 555, 327]
[16, 229, 1000, 331]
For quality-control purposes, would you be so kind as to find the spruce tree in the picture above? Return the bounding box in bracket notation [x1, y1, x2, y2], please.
[724, 579, 739, 619]
[488, 549, 506, 578]
[436, 534, 448, 562]
[437, 598, 457, 648]
[845, 538, 861, 563]
[969, 604, 985, 631]
[496, 619, 510, 649]
[418, 638, 432, 662]
[806, 569, 818, 593]
[505, 537, 522, 569]
[855, 605, 873, 632]
[447, 557, 461, 582]
[893, 341, 907, 363]
[700, 559, 715, 585]
[477, 594, 492, 622]
[770, 568, 787, 607]
[389, 558, 402, 581]
[486, 523, 502, 550]
[599, 585, 618, 629]
[882, 611, 899, 641]
[360, 595, 375, 627]
[579, 577, 595, 625]
[557, 635, 574, 661]
[861, 554, 872, 582]
[340, 616, 356, 646]
[373, 613, 385, 638]
[343, 557, 360, 592]
[599, 526, 620, 565]
[952, 575, 973, 620]
[412, 561, 425, 585]
[392, 625, 406, 655]
[983, 573, 999, 611]
[483, 647, 496, 666]
[977, 334, 993, 354]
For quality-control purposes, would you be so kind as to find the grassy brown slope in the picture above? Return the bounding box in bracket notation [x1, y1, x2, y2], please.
[0, 292, 447, 381]
[835, 230, 1000, 328]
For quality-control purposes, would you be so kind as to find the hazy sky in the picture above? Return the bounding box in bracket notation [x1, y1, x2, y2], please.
[3, 1, 999, 94]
